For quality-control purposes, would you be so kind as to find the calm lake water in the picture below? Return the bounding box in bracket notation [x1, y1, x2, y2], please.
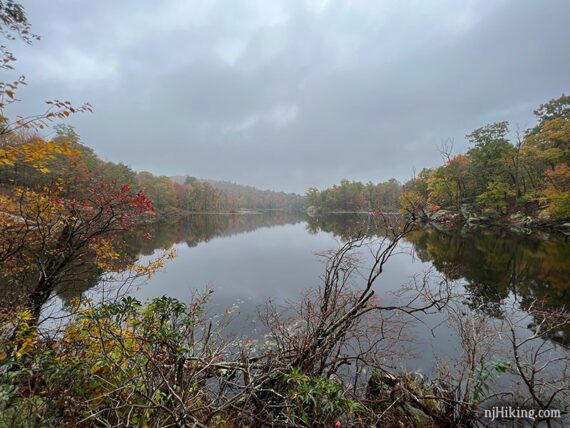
[49, 212, 570, 373]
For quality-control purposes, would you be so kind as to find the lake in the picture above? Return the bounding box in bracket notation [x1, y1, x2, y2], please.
[46, 212, 570, 374]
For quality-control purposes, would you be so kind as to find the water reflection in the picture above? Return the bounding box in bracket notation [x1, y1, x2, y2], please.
[31, 212, 570, 346]
[128, 211, 305, 254]
[311, 214, 570, 343]
[53, 212, 305, 306]
[406, 227, 570, 314]
[310, 215, 569, 308]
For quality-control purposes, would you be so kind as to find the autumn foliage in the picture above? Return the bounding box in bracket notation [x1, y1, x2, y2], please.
[400, 94, 570, 221]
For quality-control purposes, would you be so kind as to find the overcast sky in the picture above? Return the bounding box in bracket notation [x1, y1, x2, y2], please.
[9, 0, 570, 193]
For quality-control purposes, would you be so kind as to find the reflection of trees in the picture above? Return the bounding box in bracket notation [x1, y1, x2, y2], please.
[309, 215, 570, 343]
[15, 211, 567, 343]
[0, 242, 139, 311]
[404, 227, 570, 313]
[306, 213, 402, 240]
[405, 226, 570, 343]
[405, 228, 513, 316]
[14, 212, 304, 308]
[136, 211, 305, 250]
[306, 214, 368, 238]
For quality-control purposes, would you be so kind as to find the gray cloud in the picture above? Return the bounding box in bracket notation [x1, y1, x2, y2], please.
[8, 0, 570, 192]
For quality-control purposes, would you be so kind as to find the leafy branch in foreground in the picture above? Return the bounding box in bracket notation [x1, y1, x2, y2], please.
[0, 216, 461, 427]
[2, 219, 568, 426]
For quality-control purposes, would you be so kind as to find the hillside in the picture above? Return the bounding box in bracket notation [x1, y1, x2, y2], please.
[171, 176, 304, 211]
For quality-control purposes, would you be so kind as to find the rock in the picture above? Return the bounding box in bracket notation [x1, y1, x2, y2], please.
[429, 209, 448, 221]
[430, 209, 460, 223]
[510, 226, 533, 235]
[538, 210, 551, 221]
[305, 206, 318, 216]
[467, 215, 490, 224]
[460, 204, 471, 219]
[402, 402, 434, 425]
[510, 212, 533, 227]
[366, 370, 452, 427]
[559, 223, 570, 235]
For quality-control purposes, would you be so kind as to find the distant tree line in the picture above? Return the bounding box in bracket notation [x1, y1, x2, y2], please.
[1, 125, 304, 214]
[305, 178, 401, 213]
[1, 3, 568, 425]
[306, 95, 569, 222]
[171, 177, 305, 212]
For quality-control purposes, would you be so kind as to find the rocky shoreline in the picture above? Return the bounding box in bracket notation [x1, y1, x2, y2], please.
[423, 204, 570, 235]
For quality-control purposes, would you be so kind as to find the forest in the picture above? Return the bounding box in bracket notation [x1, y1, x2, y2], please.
[0, 1, 569, 427]
[171, 176, 305, 212]
[401, 96, 570, 224]
[305, 95, 570, 227]
[2, 124, 303, 215]
[305, 178, 401, 213]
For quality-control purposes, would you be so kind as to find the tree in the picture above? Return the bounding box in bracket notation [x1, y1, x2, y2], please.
[0, 1, 91, 186]
[0, 2, 157, 322]
[476, 181, 515, 213]
[399, 189, 428, 219]
[305, 186, 320, 208]
[527, 95, 570, 169]
[1, 173, 154, 318]
[0, 0, 38, 71]
[427, 155, 472, 208]
[544, 163, 570, 219]
[410, 97, 570, 220]
[466, 122, 515, 195]
[305, 180, 402, 213]
[533, 93, 570, 125]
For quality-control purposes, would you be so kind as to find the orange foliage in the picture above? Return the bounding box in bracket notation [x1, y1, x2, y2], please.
[545, 163, 570, 191]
